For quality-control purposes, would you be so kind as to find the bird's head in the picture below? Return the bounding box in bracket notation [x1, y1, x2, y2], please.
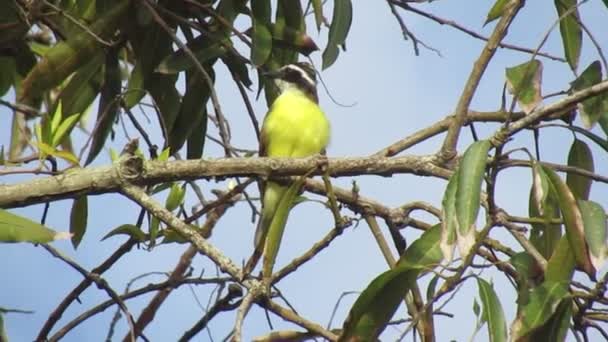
[264, 62, 318, 102]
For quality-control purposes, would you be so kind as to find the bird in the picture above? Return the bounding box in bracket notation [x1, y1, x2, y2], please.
[244, 62, 330, 278]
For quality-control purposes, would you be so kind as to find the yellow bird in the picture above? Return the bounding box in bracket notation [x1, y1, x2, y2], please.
[246, 62, 330, 277]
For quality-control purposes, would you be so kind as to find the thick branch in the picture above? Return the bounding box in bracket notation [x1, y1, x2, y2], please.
[0, 155, 443, 208]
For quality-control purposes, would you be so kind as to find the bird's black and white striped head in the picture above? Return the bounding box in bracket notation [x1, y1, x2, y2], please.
[265, 62, 318, 102]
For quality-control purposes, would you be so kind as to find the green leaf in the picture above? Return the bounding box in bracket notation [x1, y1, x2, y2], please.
[155, 36, 227, 74]
[221, 52, 252, 88]
[340, 225, 442, 342]
[545, 236, 576, 283]
[311, 0, 324, 30]
[85, 49, 121, 165]
[149, 216, 160, 247]
[566, 139, 594, 200]
[397, 224, 443, 269]
[59, 52, 103, 120]
[339, 268, 419, 341]
[0, 209, 70, 243]
[124, 63, 146, 108]
[165, 183, 186, 212]
[251, 0, 273, 66]
[542, 166, 595, 279]
[485, 0, 509, 25]
[441, 168, 459, 261]
[70, 196, 88, 249]
[101, 224, 146, 242]
[18, 0, 129, 103]
[527, 298, 572, 342]
[511, 281, 569, 340]
[554, 0, 582, 70]
[529, 162, 562, 259]
[168, 67, 213, 154]
[0, 56, 16, 96]
[570, 61, 606, 128]
[456, 140, 491, 256]
[52, 111, 83, 148]
[322, 0, 352, 69]
[511, 252, 542, 286]
[477, 278, 507, 342]
[186, 107, 207, 159]
[578, 200, 607, 270]
[505, 60, 543, 114]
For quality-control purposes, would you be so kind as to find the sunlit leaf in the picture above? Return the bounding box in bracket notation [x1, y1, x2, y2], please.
[485, 0, 509, 25]
[578, 200, 608, 270]
[456, 140, 491, 256]
[0, 209, 70, 243]
[101, 224, 146, 242]
[70, 196, 88, 249]
[477, 278, 507, 342]
[542, 165, 595, 279]
[165, 183, 186, 212]
[505, 60, 543, 114]
[440, 168, 459, 262]
[545, 236, 576, 282]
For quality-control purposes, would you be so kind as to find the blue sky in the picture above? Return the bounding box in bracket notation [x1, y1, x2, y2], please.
[2, 1, 608, 341]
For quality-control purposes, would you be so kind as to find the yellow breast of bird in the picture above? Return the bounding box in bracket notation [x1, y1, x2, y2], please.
[263, 89, 330, 158]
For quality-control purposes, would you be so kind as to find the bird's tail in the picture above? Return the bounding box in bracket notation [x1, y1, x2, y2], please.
[243, 182, 287, 276]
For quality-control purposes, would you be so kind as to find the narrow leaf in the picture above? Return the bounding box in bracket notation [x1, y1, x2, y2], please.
[322, 0, 352, 69]
[311, 0, 324, 30]
[566, 139, 594, 200]
[440, 168, 459, 262]
[165, 183, 186, 212]
[477, 278, 508, 342]
[251, 0, 273, 66]
[86, 49, 121, 165]
[542, 166, 595, 279]
[545, 236, 576, 283]
[70, 196, 88, 249]
[578, 200, 608, 269]
[340, 225, 442, 341]
[0, 209, 70, 243]
[511, 281, 569, 340]
[485, 0, 509, 25]
[101, 224, 146, 242]
[554, 0, 582, 70]
[456, 140, 491, 256]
